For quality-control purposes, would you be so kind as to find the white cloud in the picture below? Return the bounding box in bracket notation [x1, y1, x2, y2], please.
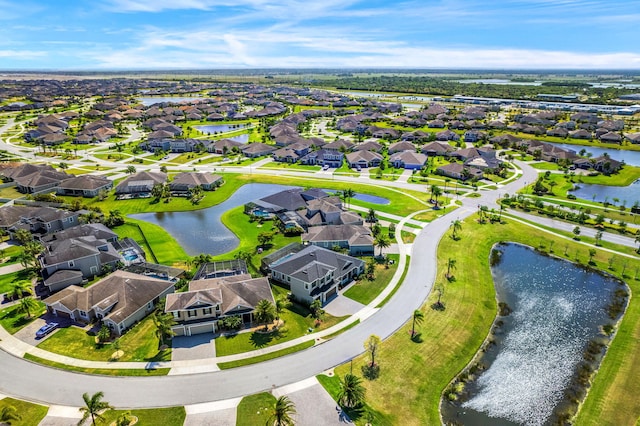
[0, 50, 47, 59]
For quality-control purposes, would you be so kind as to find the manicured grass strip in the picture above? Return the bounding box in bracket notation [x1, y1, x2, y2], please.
[0, 268, 31, 295]
[0, 301, 46, 335]
[323, 319, 360, 340]
[343, 255, 399, 305]
[23, 353, 169, 376]
[0, 397, 48, 426]
[99, 407, 185, 426]
[236, 392, 276, 426]
[36, 315, 171, 362]
[118, 218, 189, 265]
[215, 301, 347, 357]
[218, 340, 314, 369]
[332, 217, 640, 425]
[316, 374, 393, 425]
[376, 255, 410, 308]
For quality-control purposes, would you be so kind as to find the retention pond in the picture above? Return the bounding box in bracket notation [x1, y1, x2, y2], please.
[441, 243, 625, 426]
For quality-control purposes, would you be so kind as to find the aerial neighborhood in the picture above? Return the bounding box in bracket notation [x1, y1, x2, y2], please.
[0, 71, 639, 425]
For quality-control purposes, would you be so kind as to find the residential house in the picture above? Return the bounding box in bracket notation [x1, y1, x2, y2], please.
[272, 147, 301, 163]
[301, 225, 374, 256]
[388, 141, 416, 154]
[0, 205, 80, 238]
[389, 151, 428, 170]
[300, 149, 343, 168]
[436, 130, 460, 141]
[56, 175, 113, 197]
[165, 274, 275, 336]
[345, 150, 383, 168]
[241, 143, 276, 158]
[209, 138, 244, 154]
[354, 140, 383, 152]
[268, 245, 365, 304]
[421, 141, 454, 157]
[169, 172, 223, 192]
[0, 163, 72, 194]
[436, 163, 483, 181]
[115, 171, 167, 195]
[43, 270, 174, 336]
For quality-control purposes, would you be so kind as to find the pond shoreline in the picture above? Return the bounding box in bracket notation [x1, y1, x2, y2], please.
[439, 242, 629, 426]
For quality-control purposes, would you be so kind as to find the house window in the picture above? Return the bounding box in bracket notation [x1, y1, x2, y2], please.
[79, 310, 87, 317]
[287, 276, 290, 282]
[203, 308, 212, 315]
[68, 260, 75, 268]
[173, 312, 180, 319]
[187, 310, 197, 317]
[305, 284, 309, 290]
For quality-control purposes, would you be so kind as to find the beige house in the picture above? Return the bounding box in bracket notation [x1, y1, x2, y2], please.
[165, 274, 274, 336]
[43, 270, 174, 336]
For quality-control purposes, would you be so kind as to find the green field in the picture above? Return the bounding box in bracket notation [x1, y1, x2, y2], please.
[0, 397, 48, 426]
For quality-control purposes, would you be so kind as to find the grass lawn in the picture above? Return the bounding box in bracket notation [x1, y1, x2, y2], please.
[216, 287, 347, 356]
[530, 161, 562, 170]
[329, 216, 640, 425]
[236, 393, 276, 426]
[116, 219, 189, 266]
[217, 340, 315, 369]
[343, 255, 399, 305]
[0, 244, 24, 266]
[0, 301, 46, 334]
[375, 255, 410, 308]
[0, 185, 24, 199]
[0, 397, 48, 426]
[333, 163, 359, 176]
[99, 407, 186, 426]
[401, 230, 416, 243]
[259, 162, 321, 172]
[23, 353, 169, 376]
[36, 315, 171, 362]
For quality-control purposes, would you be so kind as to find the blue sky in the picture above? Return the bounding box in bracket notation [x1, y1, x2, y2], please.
[1, 0, 639, 70]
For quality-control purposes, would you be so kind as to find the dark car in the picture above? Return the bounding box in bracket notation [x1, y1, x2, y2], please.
[35, 322, 59, 338]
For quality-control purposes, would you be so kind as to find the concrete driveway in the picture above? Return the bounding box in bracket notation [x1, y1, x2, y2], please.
[324, 294, 365, 317]
[172, 333, 217, 361]
[273, 377, 352, 426]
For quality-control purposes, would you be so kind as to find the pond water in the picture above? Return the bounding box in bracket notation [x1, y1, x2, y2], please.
[228, 133, 249, 143]
[456, 79, 542, 86]
[545, 142, 640, 167]
[130, 183, 297, 256]
[320, 189, 390, 205]
[441, 243, 619, 426]
[196, 124, 250, 134]
[138, 97, 205, 106]
[570, 180, 640, 205]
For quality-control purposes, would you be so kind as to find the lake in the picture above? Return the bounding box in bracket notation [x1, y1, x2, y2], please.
[441, 243, 620, 426]
[130, 183, 296, 256]
[570, 180, 640, 205]
[546, 142, 640, 167]
[196, 124, 250, 134]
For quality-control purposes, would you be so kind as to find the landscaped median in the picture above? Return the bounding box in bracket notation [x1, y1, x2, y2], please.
[318, 215, 640, 426]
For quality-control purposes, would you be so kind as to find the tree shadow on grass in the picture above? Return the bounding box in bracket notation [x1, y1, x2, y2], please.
[361, 363, 380, 380]
[145, 348, 172, 362]
[410, 332, 423, 343]
[249, 327, 288, 349]
[431, 302, 446, 311]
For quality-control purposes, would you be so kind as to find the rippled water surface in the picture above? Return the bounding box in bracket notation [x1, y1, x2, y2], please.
[442, 243, 618, 426]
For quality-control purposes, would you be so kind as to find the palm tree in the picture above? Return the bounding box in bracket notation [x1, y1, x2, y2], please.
[18, 296, 39, 319]
[254, 299, 277, 326]
[78, 391, 113, 426]
[446, 258, 457, 279]
[152, 313, 176, 347]
[430, 184, 442, 206]
[337, 373, 366, 408]
[411, 309, 424, 337]
[9, 280, 33, 300]
[0, 405, 21, 423]
[450, 219, 462, 240]
[364, 334, 381, 367]
[267, 395, 296, 426]
[375, 234, 391, 257]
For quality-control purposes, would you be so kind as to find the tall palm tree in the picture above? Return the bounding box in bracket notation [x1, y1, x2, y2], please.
[411, 309, 424, 337]
[18, 296, 39, 319]
[152, 313, 175, 347]
[450, 219, 462, 240]
[446, 258, 457, 279]
[267, 395, 296, 426]
[345, 188, 355, 208]
[254, 299, 277, 326]
[78, 391, 112, 426]
[375, 234, 391, 257]
[9, 280, 33, 300]
[432, 185, 443, 207]
[338, 373, 366, 408]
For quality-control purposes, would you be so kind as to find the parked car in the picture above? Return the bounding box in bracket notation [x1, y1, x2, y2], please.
[322, 164, 330, 170]
[35, 322, 59, 338]
[356, 166, 362, 172]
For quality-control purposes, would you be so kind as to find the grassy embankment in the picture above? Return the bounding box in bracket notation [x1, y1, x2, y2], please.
[318, 215, 640, 425]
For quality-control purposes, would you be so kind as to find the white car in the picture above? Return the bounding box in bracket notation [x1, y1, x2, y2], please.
[35, 322, 59, 338]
